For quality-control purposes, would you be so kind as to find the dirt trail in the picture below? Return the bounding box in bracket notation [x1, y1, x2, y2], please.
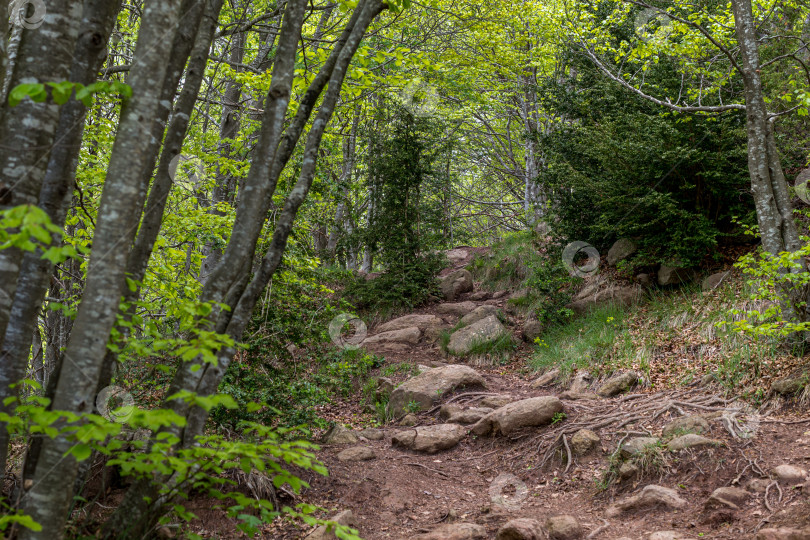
[285, 250, 810, 540]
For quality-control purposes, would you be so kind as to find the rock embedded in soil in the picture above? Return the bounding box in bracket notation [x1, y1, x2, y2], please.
[436, 301, 479, 318]
[702, 271, 731, 291]
[619, 461, 639, 480]
[522, 319, 543, 342]
[661, 415, 710, 438]
[771, 377, 806, 395]
[607, 238, 638, 266]
[391, 424, 468, 454]
[746, 478, 772, 492]
[399, 413, 418, 426]
[439, 403, 463, 420]
[479, 394, 513, 408]
[336, 446, 376, 462]
[377, 314, 444, 333]
[531, 368, 560, 388]
[756, 528, 810, 540]
[441, 269, 474, 301]
[445, 248, 469, 263]
[606, 484, 687, 516]
[570, 429, 601, 456]
[363, 326, 421, 345]
[772, 464, 809, 483]
[469, 291, 491, 301]
[569, 371, 592, 393]
[545, 515, 583, 540]
[705, 486, 750, 510]
[388, 364, 486, 416]
[322, 424, 358, 445]
[560, 391, 599, 401]
[495, 518, 544, 540]
[410, 522, 487, 540]
[667, 434, 722, 452]
[597, 371, 639, 397]
[359, 428, 384, 441]
[567, 286, 642, 315]
[620, 437, 660, 458]
[305, 510, 355, 540]
[447, 315, 509, 356]
[446, 407, 493, 425]
[648, 532, 695, 540]
[460, 305, 500, 326]
[471, 396, 564, 436]
[658, 264, 696, 286]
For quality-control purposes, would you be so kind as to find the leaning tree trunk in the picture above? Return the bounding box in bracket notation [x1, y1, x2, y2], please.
[0, 0, 121, 481]
[18, 1, 186, 536]
[0, 0, 83, 354]
[731, 0, 809, 329]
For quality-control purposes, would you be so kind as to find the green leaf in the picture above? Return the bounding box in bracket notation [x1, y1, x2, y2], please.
[68, 443, 92, 462]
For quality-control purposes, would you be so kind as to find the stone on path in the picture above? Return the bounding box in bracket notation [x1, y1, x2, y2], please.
[662, 415, 710, 438]
[667, 434, 722, 452]
[756, 528, 810, 540]
[569, 371, 592, 393]
[620, 437, 660, 458]
[410, 522, 487, 540]
[436, 301, 478, 317]
[606, 485, 687, 516]
[391, 424, 468, 454]
[495, 518, 544, 540]
[546, 515, 583, 540]
[479, 395, 513, 408]
[447, 315, 509, 356]
[460, 305, 500, 326]
[378, 314, 444, 333]
[359, 428, 384, 441]
[772, 464, 808, 483]
[705, 486, 750, 510]
[399, 413, 418, 426]
[531, 368, 560, 388]
[446, 407, 493, 425]
[570, 429, 600, 456]
[597, 371, 639, 397]
[772, 377, 806, 395]
[336, 446, 376, 463]
[363, 326, 421, 345]
[306, 510, 355, 540]
[648, 532, 695, 540]
[388, 365, 486, 416]
[441, 269, 474, 301]
[322, 424, 358, 445]
[471, 396, 563, 436]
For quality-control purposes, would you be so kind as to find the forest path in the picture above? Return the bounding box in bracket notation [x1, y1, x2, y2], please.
[286, 252, 810, 540]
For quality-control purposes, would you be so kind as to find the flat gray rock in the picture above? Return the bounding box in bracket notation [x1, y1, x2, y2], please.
[607, 485, 687, 516]
[388, 365, 486, 416]
[392, 424, 468, 454]
[471, 396, 563, 436]
[447, 315, 509, 356]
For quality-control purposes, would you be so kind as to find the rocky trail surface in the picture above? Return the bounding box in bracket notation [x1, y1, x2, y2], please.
[284, 250, 810, 540]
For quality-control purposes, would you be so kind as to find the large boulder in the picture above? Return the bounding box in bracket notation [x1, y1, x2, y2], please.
[410, 522, 487, 540]
[460, 305, 500, 326]
[445, 248, 469, 264]
[607, 238, 637, 266]
[447, 315, 509, 356]
[441, 269, 474, 301]
[363, 326, 421, 345]
[378, 314, 444, 333]
[322, 424, 358, 445]
[388, 365, 486, 416]
[471, 396, 564, 436]
[658, 264, 696, 286]
[606, 485, 687, 516]
[436, 301, 478, 318]
[391, 424, 468, 454]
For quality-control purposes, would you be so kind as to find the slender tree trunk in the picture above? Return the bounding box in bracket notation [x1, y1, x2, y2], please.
[731, 0, 808, 327]
[18, 1, 187, 536]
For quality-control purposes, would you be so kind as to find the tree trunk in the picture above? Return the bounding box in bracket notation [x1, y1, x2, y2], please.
[18, 1, 187, 536]
[731, 0, 808, 329]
